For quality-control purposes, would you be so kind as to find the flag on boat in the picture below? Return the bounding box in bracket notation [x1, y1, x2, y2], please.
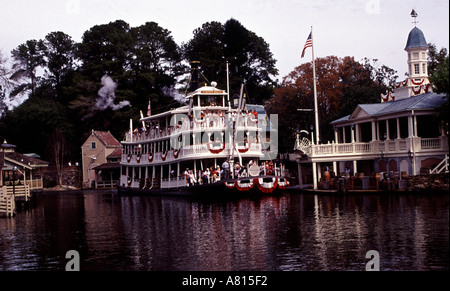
[301, 32, 313, 58]
[147, 100, 151, 116]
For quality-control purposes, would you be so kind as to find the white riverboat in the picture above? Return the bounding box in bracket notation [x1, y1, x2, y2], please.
[118, 63, 287, 196]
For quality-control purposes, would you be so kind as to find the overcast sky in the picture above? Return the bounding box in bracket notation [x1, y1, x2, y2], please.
[1, 0, 449, 80]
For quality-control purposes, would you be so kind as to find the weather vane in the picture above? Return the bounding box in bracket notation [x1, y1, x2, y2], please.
[411, 9, 418, 27]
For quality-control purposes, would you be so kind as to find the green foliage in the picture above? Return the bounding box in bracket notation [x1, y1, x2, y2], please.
[183, 18, 278, 104]
[429, 52, 449, 136]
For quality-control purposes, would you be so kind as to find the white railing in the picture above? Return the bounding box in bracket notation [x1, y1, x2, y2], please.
[123, 143, 263, 165]
[161, 176, 188, 189]
[0, 188, 15, 217]
[124, 114, 260, 143]
[27, 178, 43, 190]
[308, 136, 447, 158]
[95, 179, 120, 188]
[430, 155, 449, 174]
[421, 138, 441, 149]
[2, 184, 31, 201]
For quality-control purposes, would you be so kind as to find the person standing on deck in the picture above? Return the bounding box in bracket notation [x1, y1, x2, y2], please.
[222, 160, 230, 180]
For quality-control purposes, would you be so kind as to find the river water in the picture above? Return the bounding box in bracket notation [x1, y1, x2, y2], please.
[0, 190, 448, 271]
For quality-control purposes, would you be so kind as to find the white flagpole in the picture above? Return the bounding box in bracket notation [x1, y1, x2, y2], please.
[311, 26, 320, 145]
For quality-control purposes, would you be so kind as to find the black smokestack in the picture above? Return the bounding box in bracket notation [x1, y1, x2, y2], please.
[190, 61, 200, 92]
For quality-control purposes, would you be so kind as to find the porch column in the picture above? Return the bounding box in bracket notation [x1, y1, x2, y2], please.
[312, 162, 318, 190]
[355, 124, 360, 142]
[396, 118, 401, 139]
[351, 125, 355, 143]
[298, 163, 303, 188]
[371, 121, 377, 141]
[152, 166, 155, 188]
[317, 163, 322, 181]
[413, 115, 418, 137]
[168, 163, 172, 187]
[353, 160, 358, 175]
[333, 161, 337, 176]
[385, 120, 390, 140]
[342, 127, 346, 143]
[408, 115, 414, 137]
[376, 120, 381, 140]
[334, 127, 338, 144]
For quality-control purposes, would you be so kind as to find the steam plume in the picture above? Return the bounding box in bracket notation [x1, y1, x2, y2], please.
[96, 75, 130, 110]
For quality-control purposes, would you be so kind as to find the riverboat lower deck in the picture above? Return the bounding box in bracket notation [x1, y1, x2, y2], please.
[118, 175, 289, 197]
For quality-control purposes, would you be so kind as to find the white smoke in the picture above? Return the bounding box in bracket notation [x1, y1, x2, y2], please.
[96, 75, 130, 110]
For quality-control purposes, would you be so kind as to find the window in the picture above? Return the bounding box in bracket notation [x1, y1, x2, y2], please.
[414, 64, 420, 75]
[91, 142, 96, 150]
[413, 52, 419, 60]
[422, 63, 426, 75]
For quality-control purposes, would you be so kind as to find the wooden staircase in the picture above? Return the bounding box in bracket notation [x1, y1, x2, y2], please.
[0, 187, 16, 217]
[430, 155, 449, 174]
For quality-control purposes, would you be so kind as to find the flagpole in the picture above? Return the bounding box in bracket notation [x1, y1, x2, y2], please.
[311, 26, 320, 145]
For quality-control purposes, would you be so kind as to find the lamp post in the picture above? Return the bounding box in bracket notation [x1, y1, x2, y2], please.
[408, 149, 414, 175]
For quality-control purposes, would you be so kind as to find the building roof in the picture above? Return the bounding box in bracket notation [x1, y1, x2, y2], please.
[405, 27, 428, 50]
[93, 162, 120, 171]
[4, 151, 49, 169]
[331, 92, 447, 125]
[1, 140, 17, 150]
[91, 130, 121, 147]
[107, 148, 123, 159]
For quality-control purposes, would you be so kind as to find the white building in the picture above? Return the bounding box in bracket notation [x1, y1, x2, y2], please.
[293, 18, 448, 190]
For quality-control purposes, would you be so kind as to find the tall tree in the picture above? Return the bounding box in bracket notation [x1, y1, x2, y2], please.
[128, 21, 186, 112]
[10, 39, 46, 97]
[42, 31, 77, 98]
[183, 18, 278, 104]
[77, 20, 132, 80]
[0, 50, 11, 116]
[266, 56, 392, 151]
[429, 51, 449, 144]
[428, 43, 448, 79]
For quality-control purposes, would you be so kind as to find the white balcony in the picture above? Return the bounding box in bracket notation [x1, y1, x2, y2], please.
[303, 136, 448, 161]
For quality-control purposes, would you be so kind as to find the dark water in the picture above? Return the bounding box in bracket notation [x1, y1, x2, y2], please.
[0, 190, 448, 271]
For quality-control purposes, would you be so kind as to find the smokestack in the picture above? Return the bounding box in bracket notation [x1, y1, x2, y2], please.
[189, 61, 200, 92]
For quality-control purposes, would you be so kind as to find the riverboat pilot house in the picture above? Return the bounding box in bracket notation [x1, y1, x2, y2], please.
[294, 16, 449, 190]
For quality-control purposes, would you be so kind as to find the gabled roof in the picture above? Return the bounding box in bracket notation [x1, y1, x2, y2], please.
[90, 130, 121, 147]
[331, 92, 447, 125]
[4, 152, 49, 169]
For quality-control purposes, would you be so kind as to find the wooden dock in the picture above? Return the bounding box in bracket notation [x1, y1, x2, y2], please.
[0, 184, 31, 217]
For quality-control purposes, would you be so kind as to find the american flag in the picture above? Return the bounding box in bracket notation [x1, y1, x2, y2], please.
[301, 32, 312, 58]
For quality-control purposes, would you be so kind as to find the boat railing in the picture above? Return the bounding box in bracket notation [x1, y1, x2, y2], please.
[125, 113, 260, 143]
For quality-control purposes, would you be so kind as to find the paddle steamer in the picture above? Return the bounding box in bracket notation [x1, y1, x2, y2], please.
[118, 62, 287, 196]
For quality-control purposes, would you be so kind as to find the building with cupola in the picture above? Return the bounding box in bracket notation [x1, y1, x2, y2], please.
[382, 11, 432, 102]
[293, 10, 448, 190]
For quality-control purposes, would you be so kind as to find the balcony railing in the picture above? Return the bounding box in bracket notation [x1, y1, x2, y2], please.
[122, 143, 263, 165]
[307, 136, 448, 158]
[124, 114, 260, 143]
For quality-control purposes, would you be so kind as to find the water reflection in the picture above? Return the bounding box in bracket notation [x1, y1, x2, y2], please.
[0, 191, 448, 271]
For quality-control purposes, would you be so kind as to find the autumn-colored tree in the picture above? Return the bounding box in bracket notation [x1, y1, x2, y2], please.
[266, 56, 392, 152]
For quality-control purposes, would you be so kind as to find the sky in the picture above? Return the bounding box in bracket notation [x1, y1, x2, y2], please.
[1, 0, 449, 81]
